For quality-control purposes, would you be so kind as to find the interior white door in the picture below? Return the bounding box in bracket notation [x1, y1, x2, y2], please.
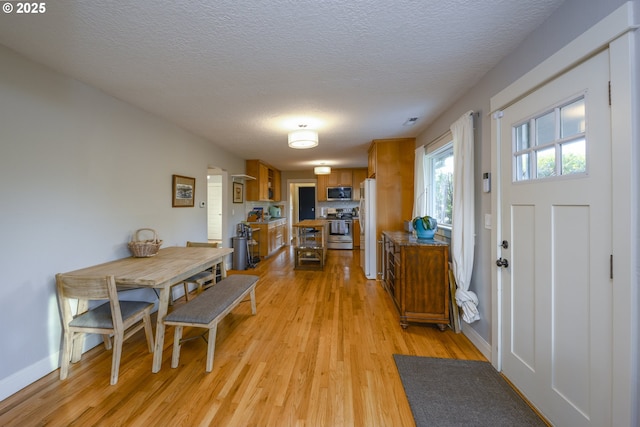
[499, 49, 612, 426]
[207, 177, 222, 241]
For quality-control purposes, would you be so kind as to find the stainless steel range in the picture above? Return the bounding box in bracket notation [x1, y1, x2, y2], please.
[326, 211, 353, 250]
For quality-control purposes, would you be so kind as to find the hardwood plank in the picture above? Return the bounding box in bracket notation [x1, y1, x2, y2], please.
[0, 247, 485, 426]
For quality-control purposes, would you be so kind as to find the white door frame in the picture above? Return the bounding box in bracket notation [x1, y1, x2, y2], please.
[286, 178, 318, 243]
[490, 3, 638, 426]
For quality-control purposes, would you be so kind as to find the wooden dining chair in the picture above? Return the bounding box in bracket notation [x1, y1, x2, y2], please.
[171, 241, 220, 303]
[55, 274, 154, 385]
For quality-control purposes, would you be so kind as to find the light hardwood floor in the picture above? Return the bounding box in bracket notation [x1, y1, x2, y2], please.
[0, 247, 485, 426]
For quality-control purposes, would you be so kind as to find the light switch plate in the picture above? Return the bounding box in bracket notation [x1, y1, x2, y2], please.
[484, 213, 492, 229]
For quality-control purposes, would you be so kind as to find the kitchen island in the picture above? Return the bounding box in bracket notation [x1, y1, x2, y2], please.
[382, 231, 450, 330]
[292, 219, 328, 270]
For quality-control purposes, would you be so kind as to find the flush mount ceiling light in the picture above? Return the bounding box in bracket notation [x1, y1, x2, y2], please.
[314, 165, 331, 175]
[288, 125, 318, 149]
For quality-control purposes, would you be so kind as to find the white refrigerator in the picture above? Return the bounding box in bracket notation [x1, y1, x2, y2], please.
[359, 178, 377, 280]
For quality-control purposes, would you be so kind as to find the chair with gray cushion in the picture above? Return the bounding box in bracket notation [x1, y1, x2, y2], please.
[170, 241, 220, 303]
[56, 274, 154, 385]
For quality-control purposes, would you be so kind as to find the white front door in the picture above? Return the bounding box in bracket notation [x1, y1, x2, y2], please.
[498, 49, 612, 426]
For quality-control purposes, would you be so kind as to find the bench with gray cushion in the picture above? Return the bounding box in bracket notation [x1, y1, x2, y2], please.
[163, 274, 258, 371]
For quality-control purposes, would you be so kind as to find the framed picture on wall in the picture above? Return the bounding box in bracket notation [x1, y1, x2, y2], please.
[172, 174, 195, 207]
[233, 182, 243, 203]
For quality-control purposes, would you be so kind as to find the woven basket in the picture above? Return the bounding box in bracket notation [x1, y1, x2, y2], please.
[128, 228, 163, 257]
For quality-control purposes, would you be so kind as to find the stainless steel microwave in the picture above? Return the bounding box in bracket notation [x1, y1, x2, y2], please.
[327, 186, 352, 201]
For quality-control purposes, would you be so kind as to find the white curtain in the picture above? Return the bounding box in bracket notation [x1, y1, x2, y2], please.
[451, 111, 479, 323]
[412, 145, 427, 219]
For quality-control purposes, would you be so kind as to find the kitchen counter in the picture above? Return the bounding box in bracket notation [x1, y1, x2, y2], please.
[246, 217, 287, 224]
[247, 218, 287, 258]
[294, 219, 327, 227]
[382, 231, 448, 247]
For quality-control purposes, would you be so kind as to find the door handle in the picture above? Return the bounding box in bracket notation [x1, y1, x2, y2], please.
[496, 258, 509, 268]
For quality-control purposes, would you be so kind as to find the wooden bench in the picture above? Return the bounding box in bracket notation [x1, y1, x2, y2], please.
[163, 274, 258, 372]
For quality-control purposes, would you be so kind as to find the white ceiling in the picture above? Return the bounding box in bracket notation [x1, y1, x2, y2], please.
[0, 0, 565, 171]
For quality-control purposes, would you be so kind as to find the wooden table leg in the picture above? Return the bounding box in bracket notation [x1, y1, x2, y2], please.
[152, 286, 170, 373]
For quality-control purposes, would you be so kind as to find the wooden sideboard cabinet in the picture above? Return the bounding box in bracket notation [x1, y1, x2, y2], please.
[382, 231, 450, 330]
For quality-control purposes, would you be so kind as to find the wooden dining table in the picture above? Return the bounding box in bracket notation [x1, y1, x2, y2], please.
[60, 246, 233, 372]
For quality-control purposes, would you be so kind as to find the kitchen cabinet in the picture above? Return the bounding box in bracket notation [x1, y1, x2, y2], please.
[272, 169, 281, 201]
[352, 168, 367, 200]
[353, 219, 361, 247]
[367, 143, 377, 178]
[327, 169, 353, 187]
[382, 231, 450, 330]
[317, 168, 366, 201]
[317, 174, 329, 201]
[251, 218, 287, 257]
[368, 138, 414, 243]
[246, 160, 282, 201]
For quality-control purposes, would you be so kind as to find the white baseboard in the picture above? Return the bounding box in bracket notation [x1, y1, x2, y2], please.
[461, 322, 492, 361]
[0, 333, 107, 402]
[0, 352, 59, 402]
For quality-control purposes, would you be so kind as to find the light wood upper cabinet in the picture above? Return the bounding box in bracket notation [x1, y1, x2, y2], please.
[352, 168, 367, 200]
[327, 169, 353, 187]
[368, 143, 377, 178]
[369, 138, 414, 241]
[317, 174, 329, 201]
[316, 168, 368, 201]
[246, 160, 282, 201]
[272, 168, 281, 201]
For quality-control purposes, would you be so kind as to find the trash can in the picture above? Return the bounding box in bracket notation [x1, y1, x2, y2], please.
[232, 236, 247, 270]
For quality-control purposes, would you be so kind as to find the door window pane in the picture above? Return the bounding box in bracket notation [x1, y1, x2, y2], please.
[535, 112, 555, 146]
[515, 123, 529, 151]
[560, 98, 585, 138]
[512, 95, 587, 182]
[561, 138, 586, 175]
[536, 147, 556, 178]
[515, 153, 530, 181]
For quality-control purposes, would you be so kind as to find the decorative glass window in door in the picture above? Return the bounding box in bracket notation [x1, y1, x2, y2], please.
[512, 96, 586, 182]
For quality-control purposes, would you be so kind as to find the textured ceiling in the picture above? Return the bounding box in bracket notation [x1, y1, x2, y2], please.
[0, 0, 565, 171]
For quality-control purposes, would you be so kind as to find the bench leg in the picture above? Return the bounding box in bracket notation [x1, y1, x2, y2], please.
[171, 325, 183, 368]
[250, 288, 257, 315]
[205, 324, 217, 372]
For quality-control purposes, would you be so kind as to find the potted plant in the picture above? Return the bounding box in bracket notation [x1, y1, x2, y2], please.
[412, 215, 437, 239]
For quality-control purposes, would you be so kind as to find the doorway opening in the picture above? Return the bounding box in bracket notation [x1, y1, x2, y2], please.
[298, 186, 316, 220]
[287, 180, 317, 244]
[207, 167, 224, 245]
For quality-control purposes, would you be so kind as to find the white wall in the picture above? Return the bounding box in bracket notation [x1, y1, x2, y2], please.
[0, 45, 246, 399]
[415, 0, 633, 350]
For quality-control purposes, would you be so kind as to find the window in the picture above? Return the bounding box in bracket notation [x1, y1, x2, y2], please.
[427, 143, 454, 227]
[513, 96, 586, 182]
